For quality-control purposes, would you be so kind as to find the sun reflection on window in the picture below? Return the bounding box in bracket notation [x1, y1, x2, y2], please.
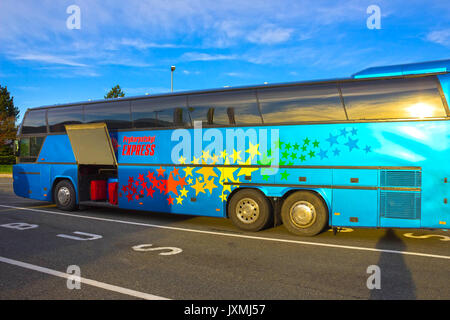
[407, 102, 435, 118]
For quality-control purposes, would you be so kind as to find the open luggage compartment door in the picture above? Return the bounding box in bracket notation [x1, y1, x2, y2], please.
[65, 123, 117, 166]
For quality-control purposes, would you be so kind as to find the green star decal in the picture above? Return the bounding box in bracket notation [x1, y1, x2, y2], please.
[299, 154, 306, 162]
[308, 150, 315, 158]
[293, 143, 300, 151]
[280, 170, 290, 180]
[303, 137, 310, 145]
[313, 140, 320, 148]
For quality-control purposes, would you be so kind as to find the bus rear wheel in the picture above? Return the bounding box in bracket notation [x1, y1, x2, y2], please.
[54, 180, 77, 211]
[228, 189, 272, 232]
[281, 191, 328, 236]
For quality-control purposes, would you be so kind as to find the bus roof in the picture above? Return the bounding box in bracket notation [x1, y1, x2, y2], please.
[352, 59, 450, 79]
[29, 59, 450, 111]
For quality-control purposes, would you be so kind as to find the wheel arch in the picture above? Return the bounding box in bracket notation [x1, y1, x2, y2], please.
[51, 176, 78, 204]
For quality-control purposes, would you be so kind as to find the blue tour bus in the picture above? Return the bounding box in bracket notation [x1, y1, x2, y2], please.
[13, 59, 450, 236]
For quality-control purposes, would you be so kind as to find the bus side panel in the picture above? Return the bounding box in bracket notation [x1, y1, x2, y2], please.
[118, 165, 225, 217]
[13, 164, 46, 200]
[36, 134, 76, 163]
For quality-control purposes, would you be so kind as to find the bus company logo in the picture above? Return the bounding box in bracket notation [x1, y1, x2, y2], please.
[121, 135, 156, 156]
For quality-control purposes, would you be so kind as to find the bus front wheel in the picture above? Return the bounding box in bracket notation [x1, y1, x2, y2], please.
[281, 191, 328, 236]
[54, 180, 78, 211]
[228, 189, 272, 232]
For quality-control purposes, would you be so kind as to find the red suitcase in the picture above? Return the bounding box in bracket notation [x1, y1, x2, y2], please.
[108, 182, 118, 205]
[90, 180, 107, 201]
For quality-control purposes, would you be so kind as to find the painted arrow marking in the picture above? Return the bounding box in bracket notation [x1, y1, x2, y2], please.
[403, 233, 450, 241]
[132, 244, 183, 255]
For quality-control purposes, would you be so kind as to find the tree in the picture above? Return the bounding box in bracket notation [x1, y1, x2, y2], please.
[0, 84, 19, 164]
[0, 84, 19, 118]
[105, 84, 125, 99]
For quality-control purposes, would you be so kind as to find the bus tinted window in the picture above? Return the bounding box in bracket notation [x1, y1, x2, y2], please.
[188, 90, 262, 125]
[84, 101, 132, 129]
[131, 96, 189, 128]
[257, 84, 346, 123]
[19, 136, 45, 162]
[21, 109, 47, 134]
[48, 105, 84, 132]
[341, 77, 447, 120]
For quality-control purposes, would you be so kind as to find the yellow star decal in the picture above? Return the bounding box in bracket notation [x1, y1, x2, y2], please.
[210, 154, 219, 164]
[191, 178, 206, 196]
[220, 150, 227, 159]
[176, 195, 184, 204]
[178, 155, 186, 164]
[231, 149, 242, 163]
[180, 187, 188, 197]
[204, 178, 218, 194]
[202, 150, 210, 162]
[183, 166, 194, 177]
[196, 166, 218, 181]
[192, 156, 200, 164]
[246, 142, 261, 160]
[219, 193, 228, 202]
[187, 177, 193, 185]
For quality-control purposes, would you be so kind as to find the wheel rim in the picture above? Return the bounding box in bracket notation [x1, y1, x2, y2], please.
[57, 187, 71, 206]
[290, 200, 316, 228]
[236, 198, 260, 224]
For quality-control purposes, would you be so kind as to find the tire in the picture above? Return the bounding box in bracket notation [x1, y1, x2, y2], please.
[228, 189, 272, 232]
[54, 180, 78, 211]
[281, 191, 328, 236]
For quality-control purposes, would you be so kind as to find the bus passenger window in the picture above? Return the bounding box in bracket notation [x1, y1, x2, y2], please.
[187, 90, 261, 126]
[131, 96, 188, 128]
[341, 77, 447, 120]
[21, 109, 47, 134]
[257, 84, 346, 124]
[84, 101, 132, 129]
[48, 105, 83, 132]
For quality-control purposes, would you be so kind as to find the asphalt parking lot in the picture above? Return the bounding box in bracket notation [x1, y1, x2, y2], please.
[0, 177, 449, 301]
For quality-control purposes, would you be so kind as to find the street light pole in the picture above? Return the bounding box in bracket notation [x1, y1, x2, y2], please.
[171, 65, 176, 92]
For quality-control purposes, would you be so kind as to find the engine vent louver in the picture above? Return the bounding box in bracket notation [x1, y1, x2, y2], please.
[380, 170, 421, 220]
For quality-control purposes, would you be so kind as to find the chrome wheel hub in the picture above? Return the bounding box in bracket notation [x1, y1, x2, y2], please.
[236, 198, 260, 224]
[57, 187, 71, 206]
[290, 201, 316, 228]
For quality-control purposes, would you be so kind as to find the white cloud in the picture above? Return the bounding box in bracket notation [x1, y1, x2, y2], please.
[11, 53, 88, 67]
[181, 52, 238, 61]
[426, 29, 450, 46]
[246, 24, 293, 45]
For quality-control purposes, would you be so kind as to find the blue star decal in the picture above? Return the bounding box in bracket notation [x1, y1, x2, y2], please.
[364, 145, 372, 153]
[344, 137, 359, 152]
[326, 133, 339, 147]
[351, 128, 358, 136]
[332, 148, 341, 156]
[339, 128, 349, 137]
[318, 149, 328, 160]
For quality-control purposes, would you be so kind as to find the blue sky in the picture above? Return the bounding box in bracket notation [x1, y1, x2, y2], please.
[0, 0, 449, 122]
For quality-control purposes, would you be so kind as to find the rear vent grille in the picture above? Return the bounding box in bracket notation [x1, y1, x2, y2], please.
[380, 191, 421, 219]
[380, 170, 421, 187]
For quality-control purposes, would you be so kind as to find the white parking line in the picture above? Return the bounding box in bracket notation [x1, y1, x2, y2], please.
[0, 256, 169, 300]
[1, 204, 450, 260]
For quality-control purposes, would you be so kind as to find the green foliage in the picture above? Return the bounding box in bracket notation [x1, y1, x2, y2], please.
[0, 84, 18, 161]
[0, 156, 15, 165]
[0, 84, 19, 118]
[105, 84, 125, 99]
